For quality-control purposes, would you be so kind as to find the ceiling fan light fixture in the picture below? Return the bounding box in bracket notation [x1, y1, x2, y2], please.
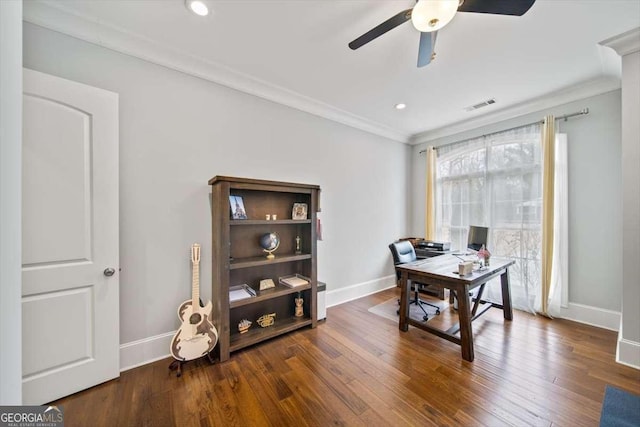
[411, 0, 459, 32]
[185, 0, 209, 16]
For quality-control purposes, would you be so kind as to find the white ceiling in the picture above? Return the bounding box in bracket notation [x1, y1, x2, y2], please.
[23, 0, 640, 143]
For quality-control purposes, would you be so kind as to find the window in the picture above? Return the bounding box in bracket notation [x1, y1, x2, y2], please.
[435, 124, 542, 310]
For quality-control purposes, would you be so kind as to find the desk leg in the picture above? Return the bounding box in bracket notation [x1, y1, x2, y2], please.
[501, 268, 513, 321]
[457, 284, 474, 362]
[399, 271, 409, 332]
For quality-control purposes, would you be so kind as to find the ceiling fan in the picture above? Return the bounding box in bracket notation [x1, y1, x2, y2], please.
[348, 0, 536, 67]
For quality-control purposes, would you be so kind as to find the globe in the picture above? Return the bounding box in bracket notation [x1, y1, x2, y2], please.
[259, 232, 280, 259]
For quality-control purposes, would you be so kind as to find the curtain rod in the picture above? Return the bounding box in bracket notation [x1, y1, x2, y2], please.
[418, 108, 589, 155]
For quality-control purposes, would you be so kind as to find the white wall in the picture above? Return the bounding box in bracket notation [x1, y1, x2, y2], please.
[23, 23, 408, 362]
[609, 31, 640, 368]
[410, 91, 623, 315]
[0, 0, 23, 405]
[620, 49, 640, 368]
[620, 49, 640, 367]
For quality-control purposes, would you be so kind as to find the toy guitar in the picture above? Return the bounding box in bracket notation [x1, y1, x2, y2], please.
[170, 243, 218, 361]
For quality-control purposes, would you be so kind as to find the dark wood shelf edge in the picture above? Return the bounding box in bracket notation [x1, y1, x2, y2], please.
[230, 254, 312, 269]
[229, 317, 313, 352]
[230, 219, 312, 226]
[230, 283, 312, 308]
[209, 176, 320, 191]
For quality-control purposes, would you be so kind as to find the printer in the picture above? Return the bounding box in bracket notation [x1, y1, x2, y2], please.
[416, 240, 451, 251]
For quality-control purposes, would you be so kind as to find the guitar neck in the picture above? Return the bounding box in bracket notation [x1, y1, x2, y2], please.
[191, 263, 200, 308]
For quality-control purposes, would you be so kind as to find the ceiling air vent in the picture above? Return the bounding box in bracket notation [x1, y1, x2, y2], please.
[465, 98, 496, 112]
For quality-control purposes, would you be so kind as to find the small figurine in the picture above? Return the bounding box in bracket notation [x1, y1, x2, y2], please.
[294, 293, 304, 317]
[257, 313, 276, 327]
[295, 235, 302, 254]
[238, 319, 252, 334]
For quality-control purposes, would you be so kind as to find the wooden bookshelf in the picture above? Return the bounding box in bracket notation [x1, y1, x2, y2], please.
[209, 176, 320, 362]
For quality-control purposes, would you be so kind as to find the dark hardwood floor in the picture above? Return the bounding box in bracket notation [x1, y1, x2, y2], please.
[52, 288, 640, 426]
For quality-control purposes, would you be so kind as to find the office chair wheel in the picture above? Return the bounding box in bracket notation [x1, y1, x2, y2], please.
[435, 309, 441, 315]
[423, 315, 429, 321]
[396, 309, 400, 315]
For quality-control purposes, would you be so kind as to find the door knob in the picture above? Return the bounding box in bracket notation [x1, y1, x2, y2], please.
[103, 267, 116, 277]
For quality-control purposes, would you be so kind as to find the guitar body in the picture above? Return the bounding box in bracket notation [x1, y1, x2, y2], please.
[170, 243, 219, 362]
[170, 299, 217, 361]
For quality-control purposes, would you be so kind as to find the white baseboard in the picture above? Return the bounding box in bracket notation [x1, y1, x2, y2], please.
[559, 302, 621, 331]
[119, 287, 628, 371]
[559, 303, 640, 369]
[118, 276, 396, 371]
[119, 331, 173, 372]
[616, 338, 640, 369]
[326, 275, 396, 308]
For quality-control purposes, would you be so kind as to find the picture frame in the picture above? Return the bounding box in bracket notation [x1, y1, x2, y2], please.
[229, 195, 247, 219]
[292, 203, 308, 220]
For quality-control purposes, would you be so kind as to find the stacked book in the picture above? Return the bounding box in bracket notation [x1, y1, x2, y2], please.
[279, 275, 309, 288]
[229, 284, 256, 302]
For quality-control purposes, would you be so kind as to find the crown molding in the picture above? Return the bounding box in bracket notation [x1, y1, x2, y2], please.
[600, 27, 640, 57]
[23, 1, 410, 143]
[410, 75, 621, 145]
[23, 1, 631, 146]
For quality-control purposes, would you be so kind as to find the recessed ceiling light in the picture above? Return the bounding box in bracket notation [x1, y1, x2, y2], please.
[185, 0, 209, 16]
[395, 103, 407, 110]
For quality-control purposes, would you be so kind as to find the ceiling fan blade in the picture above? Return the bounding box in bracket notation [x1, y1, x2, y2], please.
[458, 0, 536, 16]
[349, 8, 413, 50]
[417, 30, 438, 68]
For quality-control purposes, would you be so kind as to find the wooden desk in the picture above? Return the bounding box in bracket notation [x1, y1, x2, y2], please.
[397, 255, 515, 362]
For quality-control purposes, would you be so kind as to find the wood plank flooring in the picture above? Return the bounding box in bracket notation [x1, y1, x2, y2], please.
[52, 288, 640, 426]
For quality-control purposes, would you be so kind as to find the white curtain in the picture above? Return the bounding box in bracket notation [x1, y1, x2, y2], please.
[541, 133, 568, 316]
[435, 123, 543, 311]
[435, 126, 570, 314]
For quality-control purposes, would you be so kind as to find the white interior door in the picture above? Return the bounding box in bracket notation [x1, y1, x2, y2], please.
[22, 68, 119, 405]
